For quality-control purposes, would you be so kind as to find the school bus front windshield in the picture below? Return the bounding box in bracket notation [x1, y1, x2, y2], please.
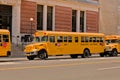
[32, 36, 48, 43]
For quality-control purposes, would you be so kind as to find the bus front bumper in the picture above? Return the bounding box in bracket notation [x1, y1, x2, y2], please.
[25, 50, 38, 56]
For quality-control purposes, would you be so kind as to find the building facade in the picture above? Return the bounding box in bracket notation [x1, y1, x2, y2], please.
[0, 0, 99, 44]
[99, 0, 120, 35]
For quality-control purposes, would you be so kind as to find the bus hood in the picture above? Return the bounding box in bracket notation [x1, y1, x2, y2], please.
[105, 43, 118, 51]
[24, 43, 45, 53]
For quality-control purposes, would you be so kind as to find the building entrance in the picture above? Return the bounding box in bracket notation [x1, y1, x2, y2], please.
[0, 5, 12, 34]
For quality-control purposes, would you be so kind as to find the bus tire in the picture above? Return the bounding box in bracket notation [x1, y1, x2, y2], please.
[81, 49, 90, 58]
[112, 49, 118, 57]
[38, 50, 47, 60]
[7, 51, 11, 57]
[70, 54, 78, 58]
[100, 53, 104, 57]
[27, 56, 35, 60]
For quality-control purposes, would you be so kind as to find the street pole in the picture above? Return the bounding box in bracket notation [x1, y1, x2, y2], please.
[30, 18, 33, 36]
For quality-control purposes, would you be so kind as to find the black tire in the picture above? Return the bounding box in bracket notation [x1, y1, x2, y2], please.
[70, 54, 78, 58]
[112, 49, 118, 56]
[100, 53, 104, 57]
[38, 50, 47, 60]
[27, 56, 35, 60]
[81, 49, 90, 58]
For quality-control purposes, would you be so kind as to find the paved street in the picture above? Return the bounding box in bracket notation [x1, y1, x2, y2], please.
[0, 56, 120, 80]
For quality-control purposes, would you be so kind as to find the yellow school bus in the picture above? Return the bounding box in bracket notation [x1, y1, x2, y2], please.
[104, 35, 120, 56]
[24, 31, 105, 60]
[0, 29, 11, 57]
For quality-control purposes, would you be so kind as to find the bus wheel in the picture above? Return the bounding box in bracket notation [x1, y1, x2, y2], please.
[112, 49, 118, 56]
[100, 53, 104, 57]
[38, 50, 47, 60]
[70, 54, 78, 58]
[27, 56, 35, 60]
[81, 49, 90, 58]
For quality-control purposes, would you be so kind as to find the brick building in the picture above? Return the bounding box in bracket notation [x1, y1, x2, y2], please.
[0, 0, 99, 44]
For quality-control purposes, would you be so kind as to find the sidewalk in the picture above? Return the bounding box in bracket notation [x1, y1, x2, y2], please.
[11, 43, 26, 58]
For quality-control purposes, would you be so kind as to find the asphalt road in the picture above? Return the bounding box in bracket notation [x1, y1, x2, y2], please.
[0, 56, 120, 80]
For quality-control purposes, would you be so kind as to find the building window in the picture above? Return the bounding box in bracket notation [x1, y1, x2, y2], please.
[37, 5, 43, 30]
[80, 11, 85, 32]
[0, 5, 12, 33]
[72, 10, 77, 32]
[47, 6, 53, 31]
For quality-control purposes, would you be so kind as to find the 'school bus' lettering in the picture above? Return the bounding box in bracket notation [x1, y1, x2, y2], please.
[0, 29, 11, 57]
[24, 31, 105, 60]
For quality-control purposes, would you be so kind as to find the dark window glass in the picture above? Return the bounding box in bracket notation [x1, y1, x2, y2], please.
[81, 36, 84, 42]
[72, 10, 77, 32]
[100, 37, 103, 42]
[49, 36, 55, 42]
[41, 36, 48, 42]
[68, 36, 72, 42]
[85, 37, 89, 42]
[96, 37, 100, 42]
[3, 35, 9, 42]
[47, 6, 53, 31]
[80, 11, 84, 32]
[93, 37, 96, 42]
[118, 40, 120, 43]
[64, 36, 67, 42]
[37, 5, 43, 30]
[0, 5, 12, 34]
[57, 36, 63, 42]
[89, 37, 92, 42]
[75, 37, 78, 42]
[34, 37, 41, 42]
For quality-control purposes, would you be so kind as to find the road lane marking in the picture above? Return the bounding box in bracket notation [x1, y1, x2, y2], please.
[0, 59, 120, 71]
[0, 62, 16, 65]
[98, 66, 120, 71]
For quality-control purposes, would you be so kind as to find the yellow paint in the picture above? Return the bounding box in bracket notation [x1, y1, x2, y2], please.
[105, 35, 120, 52]
[0, 29, 11, 57]
[24, 31, 105, 59]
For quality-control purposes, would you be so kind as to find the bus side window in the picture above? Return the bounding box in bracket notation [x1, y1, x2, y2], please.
[57, 36, 63, 42]
[75, 37, 78, 42]
[64, 36, 67, 42]
[3, 35, 9, 42]
[49, 36, 55, 42]
[68, 36, 72, 42]
[93, 37, 96, 42]
[81, 36, 84, 42]
[118, 40, 120, 43]
[100, 37, 103, 42]
[96, 37, 100, 42]
[85, 37, 89, 42]
[89, 37, 92, 42]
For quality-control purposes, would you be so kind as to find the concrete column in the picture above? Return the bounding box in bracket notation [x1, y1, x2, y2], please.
[76, 10, 80, 32]
[12, 3, 21, 44]
[52, 6, 55, 31]
[43, 5, 47, 31]
[117, 5, 120, 34]
[84, 11, 87, 32]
